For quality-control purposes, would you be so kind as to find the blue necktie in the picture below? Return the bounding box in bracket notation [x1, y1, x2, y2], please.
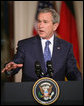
[44, 40, 51, 65]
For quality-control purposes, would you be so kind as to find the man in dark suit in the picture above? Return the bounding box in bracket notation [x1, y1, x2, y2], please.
[2, 8, 82, 81]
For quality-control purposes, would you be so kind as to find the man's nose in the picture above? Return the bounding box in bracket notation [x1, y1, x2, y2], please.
[39, 22, 44, 28]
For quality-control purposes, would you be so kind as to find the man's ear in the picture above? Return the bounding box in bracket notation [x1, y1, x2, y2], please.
[53, 23, 59, 31]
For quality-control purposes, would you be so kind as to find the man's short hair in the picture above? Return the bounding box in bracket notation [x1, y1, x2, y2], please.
[38, 8, 60, 24]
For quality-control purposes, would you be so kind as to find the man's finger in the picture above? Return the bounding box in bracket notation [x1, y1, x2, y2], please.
[17, 64, 23, 67]
[2, 68, 6, 73]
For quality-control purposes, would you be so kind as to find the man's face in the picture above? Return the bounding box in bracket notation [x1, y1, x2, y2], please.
[37, 12, 58, 39]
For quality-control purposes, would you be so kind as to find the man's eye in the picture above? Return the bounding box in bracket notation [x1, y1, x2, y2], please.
[37, 20, 41, 23]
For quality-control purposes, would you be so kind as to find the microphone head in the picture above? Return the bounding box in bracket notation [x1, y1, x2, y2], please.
[46, 61, 54, 77]
[46, 61, 53, 69]
[35, 61, 41, 69]
[35, 61, 44, 78]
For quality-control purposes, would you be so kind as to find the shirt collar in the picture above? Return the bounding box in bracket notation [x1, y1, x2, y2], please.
[41, 34, 54, 45]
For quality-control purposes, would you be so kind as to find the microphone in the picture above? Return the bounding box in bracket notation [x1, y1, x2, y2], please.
[46, 61, 54, 78]
[35, 61, 44, 78]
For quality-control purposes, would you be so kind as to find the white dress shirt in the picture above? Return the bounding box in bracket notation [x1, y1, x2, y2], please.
[41, 35, 54, 57]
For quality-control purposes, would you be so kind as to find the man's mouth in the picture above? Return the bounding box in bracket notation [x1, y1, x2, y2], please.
[39, 30, 45, 33]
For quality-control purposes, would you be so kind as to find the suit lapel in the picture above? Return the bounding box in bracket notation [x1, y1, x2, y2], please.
[52, 36, 62, 72]
[34, 36, 46, 72]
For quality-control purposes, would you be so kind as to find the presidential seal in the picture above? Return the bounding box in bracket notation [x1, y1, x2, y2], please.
[32, 77, 60, 105]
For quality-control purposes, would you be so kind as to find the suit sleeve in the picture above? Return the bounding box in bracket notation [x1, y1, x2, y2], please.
[65, 44, 82, 80]
[10, 41, 25, 75]
[13, 40, 24, 64]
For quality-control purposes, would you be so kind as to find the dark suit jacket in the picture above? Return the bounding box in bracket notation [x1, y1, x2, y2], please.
[12, 35, 82, 81]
